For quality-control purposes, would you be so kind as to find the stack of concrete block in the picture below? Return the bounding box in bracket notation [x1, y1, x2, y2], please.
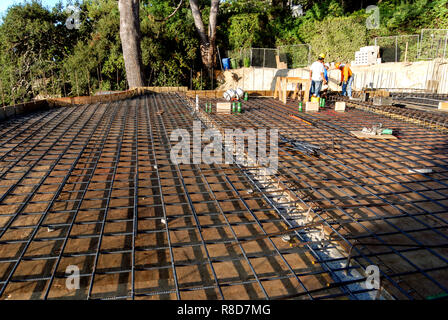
[335, 102, 346, 112]
[352, 46, 380, 66]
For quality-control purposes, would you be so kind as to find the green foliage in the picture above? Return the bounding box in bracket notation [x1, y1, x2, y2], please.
[228, 13, 262, 49]
[140, 1, 199, 87]
[63, 0, 125, 95]
[299, 15, 368, 63]
[0, 0, 447, 104]
[0, 0, 76, 104]
[433, 0, 448, 28]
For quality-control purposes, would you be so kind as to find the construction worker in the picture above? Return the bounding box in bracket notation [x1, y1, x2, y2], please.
[324, 63, 330, 83]
[335, 62, 353, 97]
[309, 53, 327, 99]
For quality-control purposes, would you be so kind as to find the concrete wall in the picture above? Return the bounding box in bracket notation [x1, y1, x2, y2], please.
[219, 59, 448, 94]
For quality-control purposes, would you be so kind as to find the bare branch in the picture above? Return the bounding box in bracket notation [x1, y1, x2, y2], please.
[149, 0, 183, 22]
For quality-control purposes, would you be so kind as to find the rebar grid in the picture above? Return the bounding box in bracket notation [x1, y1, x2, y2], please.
[190, 95, 448, 300]
[0, 95, 351, 300]
[0, 93, 447, 300]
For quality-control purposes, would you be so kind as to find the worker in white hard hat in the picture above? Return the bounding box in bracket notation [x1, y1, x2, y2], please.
[309, 53, 327, 99]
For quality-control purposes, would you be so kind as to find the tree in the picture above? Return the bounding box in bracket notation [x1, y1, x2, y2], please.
[189, 0, 219, 70]
[64, 0, 126, 95]
[118, 0, 144, 88]
[0, 1, 76, 104]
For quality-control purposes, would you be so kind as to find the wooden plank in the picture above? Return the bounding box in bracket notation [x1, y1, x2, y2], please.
[305, 101, 319, 112]
[350, 131, 398, 140]
[438, 101, 448, 111]
[303, 80, 310, 102]
[216, 102, 231, 114]
[274, 77, 280, 99]
[281, 77, 287, 104]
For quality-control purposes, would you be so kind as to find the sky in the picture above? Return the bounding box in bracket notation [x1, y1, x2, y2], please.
[0, 0, 67, 16]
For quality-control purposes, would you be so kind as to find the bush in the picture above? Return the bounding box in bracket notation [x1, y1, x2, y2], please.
[299, 16, 368, 63]
[228, 13, 262, 49]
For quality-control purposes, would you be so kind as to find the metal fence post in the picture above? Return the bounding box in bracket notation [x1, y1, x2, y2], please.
[308, 44, 311, 66]
[250, 48, 253, 67]
[443, 31, 448, 59]
[263, 49, 266, 68]
[395, 36, 398, 62]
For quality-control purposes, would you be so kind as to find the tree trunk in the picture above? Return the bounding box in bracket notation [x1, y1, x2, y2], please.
[119, 0, 144, 88]
[190, 0, 219, 70]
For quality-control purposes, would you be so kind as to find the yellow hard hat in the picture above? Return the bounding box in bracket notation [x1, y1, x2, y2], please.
[335, 62, 341, 69]
[318, 53, 326, 59]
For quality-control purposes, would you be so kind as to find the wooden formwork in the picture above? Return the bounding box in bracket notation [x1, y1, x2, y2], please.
[186, 90, 274, 99]
[0, 87, 189, 123]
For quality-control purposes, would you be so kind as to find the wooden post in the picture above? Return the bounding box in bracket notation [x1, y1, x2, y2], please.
[275, 77, 311, 103]
[282, 77, 287, 104]
[404, 42, 409, 62]
[304, 80, 310, 102]
[274, 77, 280, 99]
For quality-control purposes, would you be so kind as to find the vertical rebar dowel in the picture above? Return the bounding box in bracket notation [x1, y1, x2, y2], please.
[0, 79, 4, 107]
[30, 67, 35, 97]
[75, 71, 79, 96]
[51, 68, 55, 96]
[62, 71, 66, 97]
[86, 68, 91, 95]
[10, 69, 15, 105]
[42, 70, 48, 97]
[97, 66, 101, 91]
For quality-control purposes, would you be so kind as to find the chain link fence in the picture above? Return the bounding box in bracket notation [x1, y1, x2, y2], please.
[373, 35, 420, 63]
[251, 48, 278, 68]
[223, 28, 448, 73]
[226, 48, 278, 68]
[226, 45, 311, 69]
[373, 30, 448, 63]
[418, 29, 448, 60]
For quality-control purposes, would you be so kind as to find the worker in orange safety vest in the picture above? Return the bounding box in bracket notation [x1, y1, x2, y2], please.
[335, 62, 353, 97]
